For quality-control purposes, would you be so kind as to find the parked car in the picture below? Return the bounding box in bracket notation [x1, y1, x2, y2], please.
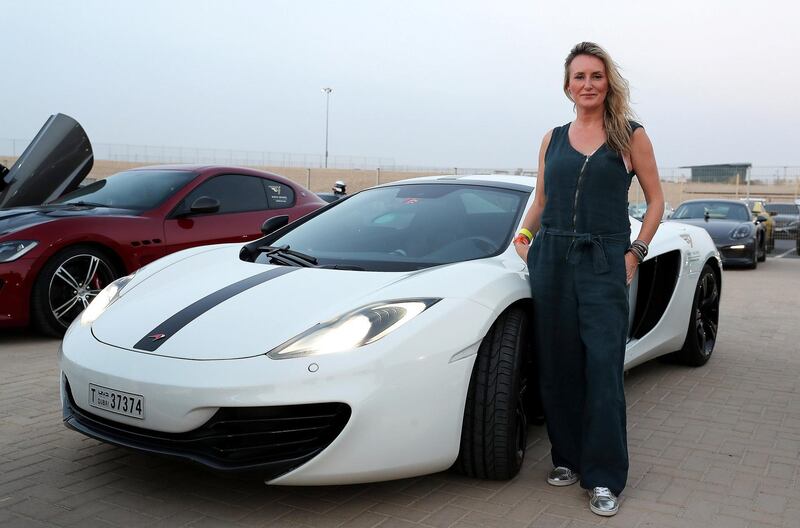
[764, 202, 799, 240]
[740, 198, 775, 252]
[61, 174, 721, 485]
[628, 201, 672, 221]
[316, 180, 348, 203]
[670, 199, 765, 268]
[0, 114, 325, 335]
[628, 201, 647, 220]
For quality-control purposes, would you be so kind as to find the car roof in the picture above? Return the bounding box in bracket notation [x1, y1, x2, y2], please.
[679, 198, 749, 206]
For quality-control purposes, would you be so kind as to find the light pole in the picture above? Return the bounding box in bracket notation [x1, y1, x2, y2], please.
[322, 87, 333, 168]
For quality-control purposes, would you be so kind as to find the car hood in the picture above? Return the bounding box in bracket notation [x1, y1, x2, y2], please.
[0, 113, 93, 209]
[667, 218, 752, 243]
[91, 246, 454, 360]
[0, 204, 137, 237]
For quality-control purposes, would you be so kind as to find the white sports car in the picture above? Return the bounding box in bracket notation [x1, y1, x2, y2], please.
[60, 175, 721, 485]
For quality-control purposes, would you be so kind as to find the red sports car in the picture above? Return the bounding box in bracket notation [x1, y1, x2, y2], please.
[0, 114, 326, 335]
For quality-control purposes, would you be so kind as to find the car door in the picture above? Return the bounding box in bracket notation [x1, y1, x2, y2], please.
[162, 174, 273, 254]
[262, 178, 299, 219]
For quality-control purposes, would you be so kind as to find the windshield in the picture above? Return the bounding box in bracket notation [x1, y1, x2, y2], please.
[765, 203, 800, 215]
[673, 201, 750, 221]
[264, 183, 528, 271]
[53, 170, 196, 210]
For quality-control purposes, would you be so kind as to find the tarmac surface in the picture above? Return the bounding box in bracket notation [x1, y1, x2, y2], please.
[1, 257, 799, 527]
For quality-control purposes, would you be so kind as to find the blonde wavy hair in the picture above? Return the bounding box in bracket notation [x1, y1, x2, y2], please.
[563, 42, 636, 155]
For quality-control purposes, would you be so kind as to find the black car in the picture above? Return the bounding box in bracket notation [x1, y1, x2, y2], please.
[669, 199, 766, 268]
[316, 180, 347, 203]
[764, 202, 799, 241]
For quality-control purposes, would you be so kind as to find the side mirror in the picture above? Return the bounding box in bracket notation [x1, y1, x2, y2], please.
[189, 196, 220, 215]
[769, 211, 778, 216]
[756, 214, 768, 223]
[261, 215, 289, 235]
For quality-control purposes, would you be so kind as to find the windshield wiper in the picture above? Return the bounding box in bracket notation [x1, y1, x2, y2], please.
[62, 201, 107, 208]
[256, 245, 318, 268]
[319, 264, 366, 271]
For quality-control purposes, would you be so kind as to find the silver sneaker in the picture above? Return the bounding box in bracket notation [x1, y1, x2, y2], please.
[547, 466, 579, 486]
[588, 487, 619, 516]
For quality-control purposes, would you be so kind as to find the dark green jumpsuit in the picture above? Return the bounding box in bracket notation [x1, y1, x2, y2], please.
[528, 121, 641, 496]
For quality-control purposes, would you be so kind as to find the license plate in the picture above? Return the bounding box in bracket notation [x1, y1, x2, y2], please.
[88, 384, 144, 419]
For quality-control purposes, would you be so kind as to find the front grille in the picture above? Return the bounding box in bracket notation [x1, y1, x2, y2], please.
[63, 378, 350, 477]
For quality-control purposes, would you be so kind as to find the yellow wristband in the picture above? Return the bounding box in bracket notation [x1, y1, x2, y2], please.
[518, 228, 533, 242]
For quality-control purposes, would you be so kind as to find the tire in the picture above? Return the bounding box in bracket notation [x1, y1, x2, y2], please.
[757, 235, 766, 262]
[454, 307, 531, 480]
[675, 264, 719, 367]
[31, 245, 120, 337]
[748, 241, 758, 269]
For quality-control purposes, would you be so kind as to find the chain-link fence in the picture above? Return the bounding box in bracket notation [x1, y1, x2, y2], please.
[2, 136, 799, 205]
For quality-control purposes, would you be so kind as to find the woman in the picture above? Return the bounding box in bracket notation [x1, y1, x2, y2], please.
[514, 42, 663, 517]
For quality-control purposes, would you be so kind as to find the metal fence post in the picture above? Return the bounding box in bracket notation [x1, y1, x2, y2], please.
[306, 168, 311, 190]
[376, 168, 381, 185]
[795, 174, 799, 201]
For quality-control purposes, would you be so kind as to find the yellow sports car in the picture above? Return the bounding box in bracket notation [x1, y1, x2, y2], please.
[741, 198, 775, 252]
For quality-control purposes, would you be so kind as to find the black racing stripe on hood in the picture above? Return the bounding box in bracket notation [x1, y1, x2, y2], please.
[133, 267, 298, 351]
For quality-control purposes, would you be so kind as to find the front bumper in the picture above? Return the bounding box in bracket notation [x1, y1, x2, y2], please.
[717, 240, 756, 265]
[62, 376, 351, 477]
[0, 257, 36, 328]
[59, 298, 487, 484]
[774, 226, 798, 239]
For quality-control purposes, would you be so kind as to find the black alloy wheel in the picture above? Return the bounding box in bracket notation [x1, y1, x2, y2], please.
[455, 307, 531, 480]
[675, 264, 719, 367]
[31, 245, 119, 337]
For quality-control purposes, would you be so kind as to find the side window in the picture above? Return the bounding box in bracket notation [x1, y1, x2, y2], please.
[184, 174, 268, 214]
[262, 180, 296, 209]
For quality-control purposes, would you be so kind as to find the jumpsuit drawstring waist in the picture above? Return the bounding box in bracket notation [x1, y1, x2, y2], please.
[539, 226, 629, 274]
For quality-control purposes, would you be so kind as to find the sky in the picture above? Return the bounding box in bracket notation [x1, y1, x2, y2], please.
[2, 0, 798, 169]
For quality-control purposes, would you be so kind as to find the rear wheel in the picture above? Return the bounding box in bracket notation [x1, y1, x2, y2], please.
[31, 245, 119, 337]
[757, 234, 766, 262]
[675, 264, 719, 367]
[455, 307, 530, 480]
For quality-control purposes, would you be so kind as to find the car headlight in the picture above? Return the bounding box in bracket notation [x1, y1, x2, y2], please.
[0, 240, 38, 262]
[80, 274, 135, 325]
[267, 298, 441, 359]
[730, 224, 753, 239]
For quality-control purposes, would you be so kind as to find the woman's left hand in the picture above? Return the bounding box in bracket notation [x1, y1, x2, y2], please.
[624, 251, 638, 285]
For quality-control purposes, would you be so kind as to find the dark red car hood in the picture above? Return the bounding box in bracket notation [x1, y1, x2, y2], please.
[0, 113, 93, 209]
[0, 204, 137, 238]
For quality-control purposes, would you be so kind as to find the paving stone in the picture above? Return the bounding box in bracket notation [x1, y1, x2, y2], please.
[2, 259, 800, 527]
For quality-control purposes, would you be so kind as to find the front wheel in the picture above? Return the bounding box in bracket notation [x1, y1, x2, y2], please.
[31, 245, 119, 337]
[454, 307, 530, 480]
[675, 264, 719, 367]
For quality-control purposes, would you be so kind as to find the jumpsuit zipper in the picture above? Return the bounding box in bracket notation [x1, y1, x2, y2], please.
[572, 155, 590, 231]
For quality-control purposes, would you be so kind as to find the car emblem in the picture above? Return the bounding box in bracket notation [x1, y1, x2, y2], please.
[148, 333, 166, 341]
